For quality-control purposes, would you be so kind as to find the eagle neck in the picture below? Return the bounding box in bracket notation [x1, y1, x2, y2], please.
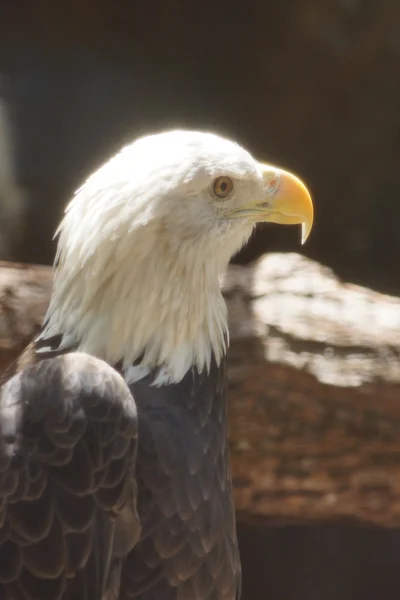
[43, 229, 232, 386]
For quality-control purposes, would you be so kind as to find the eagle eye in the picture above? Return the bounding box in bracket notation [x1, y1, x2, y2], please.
[213, 176, 233, 198]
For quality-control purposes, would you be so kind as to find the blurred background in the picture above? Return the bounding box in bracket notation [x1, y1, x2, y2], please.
[0, 0, 400, 597]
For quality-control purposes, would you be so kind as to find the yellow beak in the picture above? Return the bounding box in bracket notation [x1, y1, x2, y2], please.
[260, 164, 313, 243]
[229, 164, 314, 244]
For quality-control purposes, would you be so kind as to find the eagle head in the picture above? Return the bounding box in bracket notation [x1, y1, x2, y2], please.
[43, 130, 313, 384]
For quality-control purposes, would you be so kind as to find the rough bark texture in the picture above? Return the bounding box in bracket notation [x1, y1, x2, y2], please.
[0, 253, 400, 527]
[224, 255, 400, 527]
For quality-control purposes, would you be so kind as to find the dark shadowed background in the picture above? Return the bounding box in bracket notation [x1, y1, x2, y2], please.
[1, 0, 400, 597]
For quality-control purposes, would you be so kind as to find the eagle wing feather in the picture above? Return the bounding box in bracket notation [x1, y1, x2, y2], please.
[0, 352, 139, 600]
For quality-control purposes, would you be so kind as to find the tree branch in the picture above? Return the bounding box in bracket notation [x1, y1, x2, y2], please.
[1, 254, 400, 526]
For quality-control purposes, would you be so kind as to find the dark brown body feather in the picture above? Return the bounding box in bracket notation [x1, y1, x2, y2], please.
[122, 356, 241, 599]
[0, 341, 241, 599]
[0, 353, 139, 600]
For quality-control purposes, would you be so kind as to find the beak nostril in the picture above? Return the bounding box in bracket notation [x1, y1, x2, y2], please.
[264, 175, 280, 195]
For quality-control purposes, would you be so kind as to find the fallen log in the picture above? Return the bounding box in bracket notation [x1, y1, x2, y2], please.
[0, 254, 400, 527]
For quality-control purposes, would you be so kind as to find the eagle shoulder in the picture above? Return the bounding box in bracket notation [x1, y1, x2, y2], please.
[0, 352, 139, 600]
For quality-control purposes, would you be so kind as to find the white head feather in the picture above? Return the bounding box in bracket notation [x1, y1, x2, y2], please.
[42, 130, 312, 385]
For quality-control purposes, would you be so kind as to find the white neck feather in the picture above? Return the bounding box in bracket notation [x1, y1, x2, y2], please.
[43, 222, 249, 386]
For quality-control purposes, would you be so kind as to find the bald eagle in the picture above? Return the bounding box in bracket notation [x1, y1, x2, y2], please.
[0, 130, 313, 599]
